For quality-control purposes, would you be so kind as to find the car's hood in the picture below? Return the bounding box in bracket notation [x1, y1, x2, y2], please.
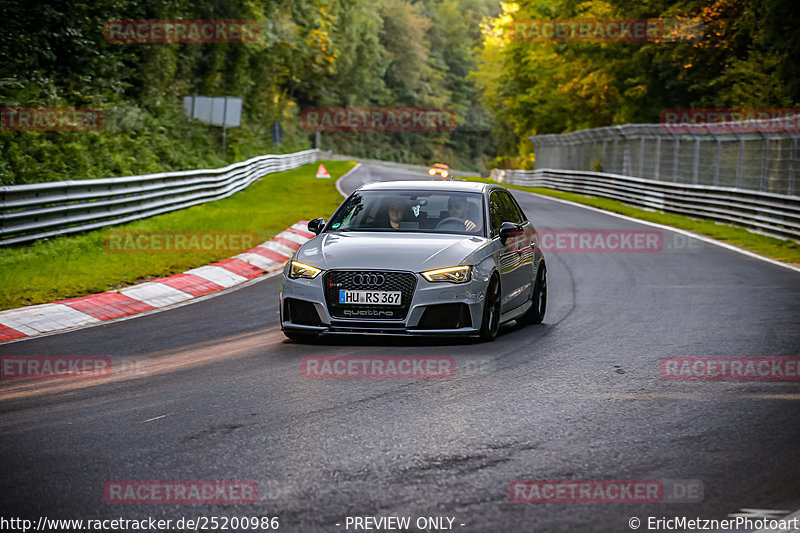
[295, 231, 489, 272]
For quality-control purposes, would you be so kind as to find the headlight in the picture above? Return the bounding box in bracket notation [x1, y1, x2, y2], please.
[421, 265, 472, 283]
[288, 261, 322, 279]
[428, 169, 435, 175]
[441, 171, 448, 178]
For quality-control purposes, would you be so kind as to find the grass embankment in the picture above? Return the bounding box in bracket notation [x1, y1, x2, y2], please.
[464, 177, 800, 266]
[0, 161, 355, 311]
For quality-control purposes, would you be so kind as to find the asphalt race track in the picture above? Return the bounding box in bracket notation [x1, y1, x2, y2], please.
[1, 162, 799, 532]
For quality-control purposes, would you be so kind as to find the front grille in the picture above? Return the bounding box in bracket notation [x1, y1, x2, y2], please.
[323, 270, 417, 320]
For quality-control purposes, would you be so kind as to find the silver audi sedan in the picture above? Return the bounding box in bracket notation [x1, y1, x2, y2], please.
[280, 180, 546, 341]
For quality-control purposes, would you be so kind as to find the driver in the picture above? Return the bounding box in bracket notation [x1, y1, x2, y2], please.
[447, 197, 477, 231]
[387, 198, 407, 229]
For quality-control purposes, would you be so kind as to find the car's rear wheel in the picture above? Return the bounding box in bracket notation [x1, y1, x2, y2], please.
[479, 273, 501, 341]
[520, 262, 546, 325]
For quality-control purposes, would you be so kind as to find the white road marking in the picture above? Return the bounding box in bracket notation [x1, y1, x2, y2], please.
[141, 413, 173, 423]
[184, 265, 249, 288]
[0, 304, 100, 334]
[518, 190, 800, 275]
[120, 282, 193, 308]
[275, 231, 309, 246]
[730, 509, 791, 518]
[335, 162, 362, 197]
[257, 240, 295, 258]
[234, 252, 282, 271]
[0, 269, 284, 345]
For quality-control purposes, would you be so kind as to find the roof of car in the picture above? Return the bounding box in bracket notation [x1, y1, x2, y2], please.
[432, 163, 449, 167]
[358, 180, 492, 193]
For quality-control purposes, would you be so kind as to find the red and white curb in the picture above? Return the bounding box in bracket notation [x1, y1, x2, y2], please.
[0, 222, 314, 343]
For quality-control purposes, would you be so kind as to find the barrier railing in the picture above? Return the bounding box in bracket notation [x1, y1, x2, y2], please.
[0, 149, 320, 246]
[528, 114, 800, 196]
[491, 168, 800, 240]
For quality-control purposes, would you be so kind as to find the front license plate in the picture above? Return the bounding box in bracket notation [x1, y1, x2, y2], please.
[339, 290, 402, 305]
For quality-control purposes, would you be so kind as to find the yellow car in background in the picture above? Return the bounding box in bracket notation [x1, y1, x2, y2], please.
[428, 163, 450, 179]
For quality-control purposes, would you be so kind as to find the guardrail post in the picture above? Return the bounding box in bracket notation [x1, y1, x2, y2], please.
[713, 136, 721, 186]
[638, 136, 645, 178]
[736, 137, 745, 188]
[759, 131, 770, 192]
[654, 136, 662, 180]
[619, 127, 630, 176]
[673, 136, 680, 183]
[790, 134, 798, 196]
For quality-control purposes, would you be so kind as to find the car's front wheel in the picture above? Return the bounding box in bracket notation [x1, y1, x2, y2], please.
[479, 273, 501, 341]
[519, 262, 546, 325]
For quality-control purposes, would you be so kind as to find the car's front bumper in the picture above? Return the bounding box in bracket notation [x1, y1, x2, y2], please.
[280, 269, 488, 337]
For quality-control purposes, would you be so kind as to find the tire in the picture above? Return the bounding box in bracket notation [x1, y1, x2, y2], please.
[283, 330, 318, 343]
[479, 273, 501, 342]
[519, 263, 546, 325]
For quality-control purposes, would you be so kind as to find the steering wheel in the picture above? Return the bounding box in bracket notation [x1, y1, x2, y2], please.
[436, 217, 467, 230]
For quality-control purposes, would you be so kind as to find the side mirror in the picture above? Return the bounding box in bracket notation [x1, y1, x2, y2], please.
[308, 218, 325, 235]
[498, 221, 518, 244]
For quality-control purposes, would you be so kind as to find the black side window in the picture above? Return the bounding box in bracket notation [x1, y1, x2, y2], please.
[489, 191, 505, 237]
[489, 190, 523, 237]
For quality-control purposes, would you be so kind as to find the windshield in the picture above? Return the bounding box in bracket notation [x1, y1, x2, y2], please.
[326, 190, 485, 236]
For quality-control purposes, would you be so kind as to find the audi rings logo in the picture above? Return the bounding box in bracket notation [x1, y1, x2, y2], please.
[352, 273, 385, 287]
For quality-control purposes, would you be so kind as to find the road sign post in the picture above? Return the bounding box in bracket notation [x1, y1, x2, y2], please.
[271, 120, 284, 153]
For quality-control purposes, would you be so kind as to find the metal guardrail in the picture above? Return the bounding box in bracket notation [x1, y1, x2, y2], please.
[6, 144, 797, 246]
[0, 149, 320, 246]
[491, 168, 800, 241]
[528, 114, 800, 196]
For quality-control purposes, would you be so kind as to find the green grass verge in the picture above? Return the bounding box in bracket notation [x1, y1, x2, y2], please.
[463, 176, 800, 266]
[0, 161, 355, 311]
